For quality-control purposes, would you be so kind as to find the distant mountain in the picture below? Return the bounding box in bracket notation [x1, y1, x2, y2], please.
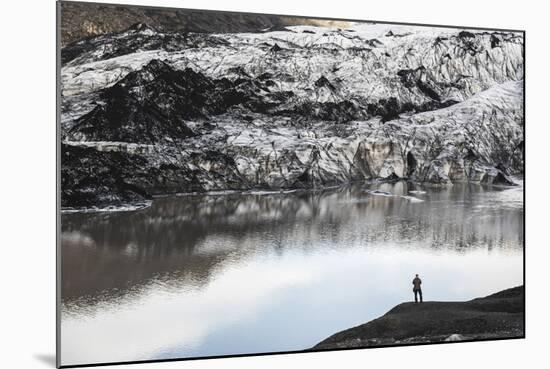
[61, 2, 294, 46]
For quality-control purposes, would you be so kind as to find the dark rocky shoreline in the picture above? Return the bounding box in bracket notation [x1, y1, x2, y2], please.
[313, 286, 524, 350]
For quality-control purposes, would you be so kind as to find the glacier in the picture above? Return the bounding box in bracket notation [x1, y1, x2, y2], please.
[60, 22, 524, 209]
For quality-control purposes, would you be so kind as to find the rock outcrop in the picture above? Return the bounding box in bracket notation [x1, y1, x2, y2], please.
[313, 286, 524, 349]
[60, 21, 524, 209]
[60, 2, 290, 47]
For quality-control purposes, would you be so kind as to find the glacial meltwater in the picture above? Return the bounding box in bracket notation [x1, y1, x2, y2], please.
[60, 181, 523, 365]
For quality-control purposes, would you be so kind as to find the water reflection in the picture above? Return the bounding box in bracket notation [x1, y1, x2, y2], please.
[60, 181, 523, 365]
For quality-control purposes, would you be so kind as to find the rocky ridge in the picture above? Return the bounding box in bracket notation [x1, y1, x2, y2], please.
[313, 286, 524, 349]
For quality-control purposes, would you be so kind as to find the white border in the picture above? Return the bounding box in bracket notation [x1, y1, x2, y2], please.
[1, 1, 547, 369]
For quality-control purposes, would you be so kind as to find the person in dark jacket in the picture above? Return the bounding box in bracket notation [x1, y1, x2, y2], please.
[412, 274, 423, 303]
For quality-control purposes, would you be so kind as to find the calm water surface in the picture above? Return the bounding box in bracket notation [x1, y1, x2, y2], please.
[60, 181, 524, 366]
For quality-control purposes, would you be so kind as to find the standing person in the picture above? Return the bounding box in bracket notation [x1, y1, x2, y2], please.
[412, 274, 423, 303]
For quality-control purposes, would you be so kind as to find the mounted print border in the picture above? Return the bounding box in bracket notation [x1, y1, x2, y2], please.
[57, 1, 525, 367]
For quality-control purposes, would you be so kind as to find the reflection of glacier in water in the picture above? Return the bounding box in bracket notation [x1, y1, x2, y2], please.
[60, 181, 523, 365]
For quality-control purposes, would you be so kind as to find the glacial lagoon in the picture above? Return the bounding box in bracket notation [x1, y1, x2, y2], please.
[60, 180, 523, 365]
